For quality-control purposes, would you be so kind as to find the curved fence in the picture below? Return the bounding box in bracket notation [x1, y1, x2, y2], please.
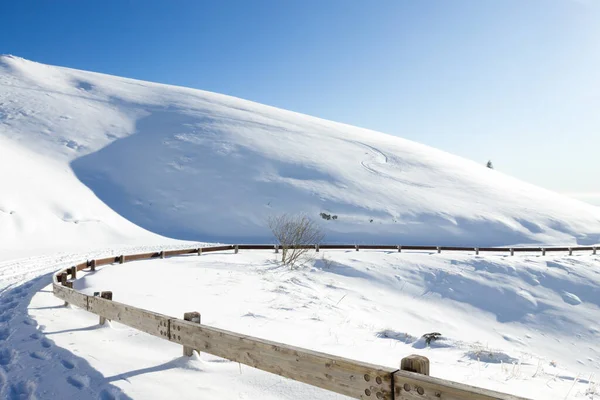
[51, 243, 586, 400]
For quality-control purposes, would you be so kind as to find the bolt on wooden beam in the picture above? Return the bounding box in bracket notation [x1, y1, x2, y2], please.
[183, 311, 201, 357]
[400, 354, 430, 376]
[99, 291, 113, 325]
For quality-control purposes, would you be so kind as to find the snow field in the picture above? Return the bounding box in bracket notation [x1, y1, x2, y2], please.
[30, 249, 600, 399]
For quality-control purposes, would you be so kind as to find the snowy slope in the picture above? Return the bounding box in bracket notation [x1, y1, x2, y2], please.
[2, 55, 600, 248]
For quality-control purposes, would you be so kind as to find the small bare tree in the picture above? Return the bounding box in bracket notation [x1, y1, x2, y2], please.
[268, 214, 324, 267]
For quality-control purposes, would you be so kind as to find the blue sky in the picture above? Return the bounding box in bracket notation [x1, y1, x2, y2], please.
[1, 1, 599, 204]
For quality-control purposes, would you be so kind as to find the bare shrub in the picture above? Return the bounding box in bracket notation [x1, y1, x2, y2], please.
[268, 214, 324, 267]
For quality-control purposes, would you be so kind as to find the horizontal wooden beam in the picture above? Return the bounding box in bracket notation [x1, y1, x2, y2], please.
[393, 369, 527, 400]
[169, 318, 395, 399]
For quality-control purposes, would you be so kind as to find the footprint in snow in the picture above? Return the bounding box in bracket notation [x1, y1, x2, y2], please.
[40, 339, 52, 349]
[1, 301, 19, 311]
[61, 359, 75, 369]
[0, 313, 12, 323]
[22, 318, 37, 327]
[29, 351, 50, 361]
[9, 380, 37, 400]
[100, 388, 120, 400]
[29, 332, 41, 340]
[67, 374, 90, 389]
[0, 328, 11, 341]
[0, 348, 17, 366]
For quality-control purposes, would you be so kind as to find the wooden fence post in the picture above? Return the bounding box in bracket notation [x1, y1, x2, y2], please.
[160, 251, 165, 259]
[69, 266, 77, 280]
[401, 354, 430, 376]
[397, 245, 401, 253]
[541, 248, 546, 256]
[594, 247, 597, 255]
[315, 244, 318, 253]
[436, 247, 441, 254]
[475, 247, 479, 255]
[63, 281, 73, 306]
[59, 273, 67, 286]
[510, 248, 514, 256]
[99, 291, 113, 325]
[568, 248, 573, 256]
[90, 259, 96, 271]
[234, 245, 239, 254]
[197, 248, 202, 256]
[355, 245, 359, 252]
[275, 244, 279, 254]
[183, 311, 201, 357]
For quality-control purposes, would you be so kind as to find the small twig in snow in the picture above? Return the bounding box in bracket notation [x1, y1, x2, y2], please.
[563, 374, 580, 400]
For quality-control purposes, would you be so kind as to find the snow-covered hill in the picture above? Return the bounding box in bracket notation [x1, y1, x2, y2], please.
[2, 55, 600, 250]
[2, 56, 600, 400]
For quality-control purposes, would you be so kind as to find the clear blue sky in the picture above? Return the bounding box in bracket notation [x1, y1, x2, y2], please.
[2, 1, 599, 204]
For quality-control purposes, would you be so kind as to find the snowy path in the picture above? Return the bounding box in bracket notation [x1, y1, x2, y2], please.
[0, 244, 205, 400]
[0, 251, 126, 399]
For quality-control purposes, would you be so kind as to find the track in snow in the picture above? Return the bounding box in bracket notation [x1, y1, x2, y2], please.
[0, 243, 206, 400]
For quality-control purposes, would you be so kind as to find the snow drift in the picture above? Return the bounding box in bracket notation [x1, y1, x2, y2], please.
[1, 55, 600, 248]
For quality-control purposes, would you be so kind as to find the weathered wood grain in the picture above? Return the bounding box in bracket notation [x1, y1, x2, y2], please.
[53, 283, 88, 310]
[163, 248, 199, 257]
[199, 245, 235, 253]
[87, 295, 172, 339]
[393, 370, 528, 400]
[400, 355, 429, 376]
[169, 319, 395, 399]
[75, 262, 88, 271]
[95, 256, 119, 266]
[124, 252, 161, 262]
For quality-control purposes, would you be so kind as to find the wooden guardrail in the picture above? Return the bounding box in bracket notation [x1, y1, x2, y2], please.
[51, 243, 594, 399]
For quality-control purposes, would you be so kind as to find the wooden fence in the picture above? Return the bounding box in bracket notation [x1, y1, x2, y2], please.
[51, 243, 591, 399]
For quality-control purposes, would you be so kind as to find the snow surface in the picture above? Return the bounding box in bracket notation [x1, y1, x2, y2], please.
[26, 249, 600, 400]
[1, 56, 600, 399]
[2, 55, 600, 247]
